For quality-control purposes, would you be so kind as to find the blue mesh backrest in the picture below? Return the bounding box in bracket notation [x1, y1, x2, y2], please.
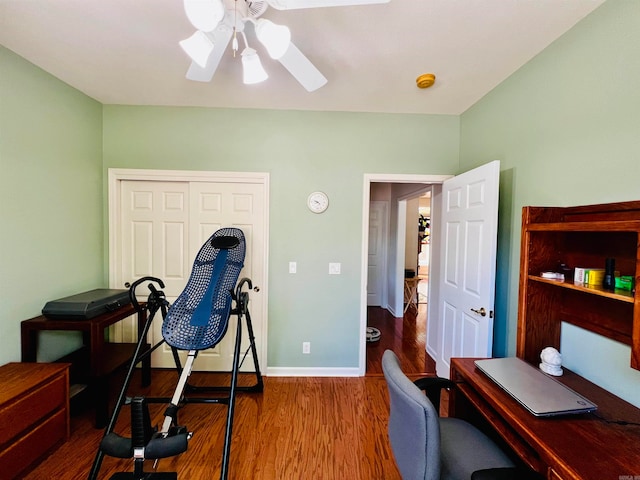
[162, 227, 246, 350]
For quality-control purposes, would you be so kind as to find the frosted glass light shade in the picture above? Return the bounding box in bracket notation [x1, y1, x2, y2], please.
[179, 31, 215, 68]
[255, 19, 291, 59]
[183, 0, 225, 32]
[241, 48, 268, 84]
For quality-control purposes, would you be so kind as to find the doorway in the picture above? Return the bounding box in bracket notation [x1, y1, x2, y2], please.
[363, 162, 501, 378]
[365, 186, 432, 375]
[359, 174, 452, 376]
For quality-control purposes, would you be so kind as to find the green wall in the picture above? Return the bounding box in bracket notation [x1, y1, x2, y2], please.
[3, 0, 638, 406]
[0, 46, 103, 363]
[460, 0, 640, 406]
[0, 44, 460, 369]
[102, 106, 460, 368]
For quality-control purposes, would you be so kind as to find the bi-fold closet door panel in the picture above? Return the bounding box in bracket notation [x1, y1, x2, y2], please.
[117, 179, 265, 371]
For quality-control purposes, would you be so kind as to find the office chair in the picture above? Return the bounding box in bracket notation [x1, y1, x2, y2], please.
[382, 350, 519, 480]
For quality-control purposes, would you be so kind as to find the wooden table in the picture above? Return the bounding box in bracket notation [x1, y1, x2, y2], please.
[449, 357, 640, 480]
[21, 304, 150, 428]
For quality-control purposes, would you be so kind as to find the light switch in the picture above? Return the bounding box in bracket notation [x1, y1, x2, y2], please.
[329, 263, 341, 275]
[289, 262, 297, 274]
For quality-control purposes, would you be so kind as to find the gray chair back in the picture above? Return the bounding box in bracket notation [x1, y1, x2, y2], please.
[382, 350, 441, 480]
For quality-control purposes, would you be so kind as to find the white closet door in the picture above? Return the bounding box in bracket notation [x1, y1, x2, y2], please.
[118, 178, 265, 371]
[185, 181, 265, 371]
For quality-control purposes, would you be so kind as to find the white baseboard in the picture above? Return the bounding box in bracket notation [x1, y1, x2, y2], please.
[387, 305, 401, 317]
[426, 345, 437, 360]
[266, 366, 361, 377]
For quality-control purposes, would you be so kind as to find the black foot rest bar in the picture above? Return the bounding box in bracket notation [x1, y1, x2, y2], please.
[100, 397, 191, 480]
[100, 429, 189, 460]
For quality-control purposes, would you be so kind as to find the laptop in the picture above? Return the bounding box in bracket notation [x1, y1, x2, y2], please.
[474, 357, 597, 417]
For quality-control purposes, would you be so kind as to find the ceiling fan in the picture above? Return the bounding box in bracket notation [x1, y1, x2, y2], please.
[179, 0, 390, 92]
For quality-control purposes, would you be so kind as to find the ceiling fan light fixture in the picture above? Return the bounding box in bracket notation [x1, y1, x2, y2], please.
[183, 0, 225, 32]
[255, 19, 291, 59]
[179, 31, 215, 68]
[242, 48, 269, 84]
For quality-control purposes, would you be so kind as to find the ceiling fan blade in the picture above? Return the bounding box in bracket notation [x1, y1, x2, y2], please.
[268, 0, 389, 10]
[185, 25, 233, 82]
[278, 42, 327, 92]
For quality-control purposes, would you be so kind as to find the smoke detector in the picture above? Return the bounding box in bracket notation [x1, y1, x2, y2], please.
[416, 73, 436, 89]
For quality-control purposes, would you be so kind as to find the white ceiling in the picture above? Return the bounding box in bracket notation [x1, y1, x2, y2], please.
[0, 0, 605, 115]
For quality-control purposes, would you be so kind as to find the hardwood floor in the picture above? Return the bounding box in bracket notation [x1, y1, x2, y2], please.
[366, 303, 435, 376]
[26, 371, 402, 480]
[26, 305, 431, 479]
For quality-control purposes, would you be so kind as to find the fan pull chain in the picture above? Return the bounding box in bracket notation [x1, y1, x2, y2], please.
[232, 28, 238, 57]
[232, 0, 238, 57]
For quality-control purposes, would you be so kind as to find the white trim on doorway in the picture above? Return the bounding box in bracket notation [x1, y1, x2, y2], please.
[359, 173, 453, 376]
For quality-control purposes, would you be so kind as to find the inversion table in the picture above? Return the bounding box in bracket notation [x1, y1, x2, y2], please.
[88, 227, 263, 480]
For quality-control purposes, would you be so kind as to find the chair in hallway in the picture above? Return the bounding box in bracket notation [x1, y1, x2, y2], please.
[403, 276, 421, 314]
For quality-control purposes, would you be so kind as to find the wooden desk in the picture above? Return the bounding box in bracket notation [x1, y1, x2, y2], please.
[450, 358, 640, 480]
[21, 304, 150, 428]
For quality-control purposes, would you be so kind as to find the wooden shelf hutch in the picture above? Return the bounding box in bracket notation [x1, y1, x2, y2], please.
[517, 200, 640, 370]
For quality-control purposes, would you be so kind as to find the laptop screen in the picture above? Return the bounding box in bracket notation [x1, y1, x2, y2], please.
[474, 357, 597, 417]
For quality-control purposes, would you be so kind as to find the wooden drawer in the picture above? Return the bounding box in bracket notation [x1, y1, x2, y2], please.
[0, 373, 66, 446]
[0, 363, 70, 479]
[0, 408, 66, 480]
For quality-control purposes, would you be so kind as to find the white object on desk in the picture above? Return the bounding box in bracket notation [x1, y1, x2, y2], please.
[539, 346, 563, 376]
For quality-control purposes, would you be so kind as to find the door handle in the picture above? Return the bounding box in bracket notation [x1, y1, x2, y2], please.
[470, 307, 487, 317]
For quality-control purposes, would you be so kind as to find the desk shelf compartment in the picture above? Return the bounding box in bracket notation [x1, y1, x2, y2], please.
[517, 201, 640, 370]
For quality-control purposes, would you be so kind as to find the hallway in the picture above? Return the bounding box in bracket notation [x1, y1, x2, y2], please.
[365, 302, 434, 376]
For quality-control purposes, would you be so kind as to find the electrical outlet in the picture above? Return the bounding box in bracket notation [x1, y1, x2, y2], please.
[302, 341, 311, 354]
[329, 262, 341, 275]
[289, 261, 297, 274]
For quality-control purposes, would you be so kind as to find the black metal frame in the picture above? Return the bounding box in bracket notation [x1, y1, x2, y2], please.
[88, 276, 263, 480]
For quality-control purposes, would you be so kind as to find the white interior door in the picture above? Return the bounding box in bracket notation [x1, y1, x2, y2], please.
[113, 171, 267, 372]
[120, 180, 191, 314]
[435, 160, 500, 377]
[367, 201, 388, 306]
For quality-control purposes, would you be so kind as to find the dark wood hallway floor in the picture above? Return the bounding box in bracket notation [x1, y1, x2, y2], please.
[365, 303, 435, 376]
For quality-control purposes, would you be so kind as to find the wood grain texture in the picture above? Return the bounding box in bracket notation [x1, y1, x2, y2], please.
[25, 370, 403, 480]
[0, 363, 70, 479]
[518, 202, 640, 371]
[26, 306, 432, 479]
[365, 305, 435, 376]
[451, 358, 640, 480]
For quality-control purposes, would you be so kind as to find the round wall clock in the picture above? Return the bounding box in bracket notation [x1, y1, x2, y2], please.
[307, 191, 329, 213]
